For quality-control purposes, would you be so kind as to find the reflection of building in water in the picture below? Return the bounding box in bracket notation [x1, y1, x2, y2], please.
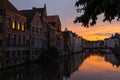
[63, 53, 87, 78]
[105, 54, 120, 68]
[0, 60, 64, 80]
[0, 53, 88, 80]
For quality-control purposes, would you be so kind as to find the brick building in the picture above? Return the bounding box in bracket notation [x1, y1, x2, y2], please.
[0, 0, 63, 68]
[0, 0, 29, 68]
[20, 8, 45, 61]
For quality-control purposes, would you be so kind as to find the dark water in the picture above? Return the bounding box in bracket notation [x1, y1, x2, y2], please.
[0, 52, 120, 80]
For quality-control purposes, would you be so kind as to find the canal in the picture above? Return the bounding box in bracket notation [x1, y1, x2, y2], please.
[0, 52, 120, 80]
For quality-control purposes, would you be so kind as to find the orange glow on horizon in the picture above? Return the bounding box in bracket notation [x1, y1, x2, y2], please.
[62, 23, 120, 41]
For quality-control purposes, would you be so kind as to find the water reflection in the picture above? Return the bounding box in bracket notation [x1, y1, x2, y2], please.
[0, 52, 120, 80]
[69, 53, 120, 80]
[105, 54, 120, 68]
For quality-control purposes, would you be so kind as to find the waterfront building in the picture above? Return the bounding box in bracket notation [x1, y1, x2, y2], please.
[47, 15, 63, 54]
[104, 33, 120, 48]
[63, 28, 73, 54]
[0, 0, 29, 68]
[0, 0, 72, 68]
[104, 39, 118, 48]
[20, 8, 45, 61]
[34, 4, 49, 50]
[63, 28, 82, 54]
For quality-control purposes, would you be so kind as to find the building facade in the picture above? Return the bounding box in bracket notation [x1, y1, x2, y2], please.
[0, 0, 29, 68]
[20, 8, 45, 61]
[63, 28, 82, 55]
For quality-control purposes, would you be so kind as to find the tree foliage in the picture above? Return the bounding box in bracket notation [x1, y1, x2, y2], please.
[74, 0, 120, 27]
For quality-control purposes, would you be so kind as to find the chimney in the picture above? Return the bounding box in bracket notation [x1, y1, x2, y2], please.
[32, 7, 36, 10]
[44, 4, 46, 9]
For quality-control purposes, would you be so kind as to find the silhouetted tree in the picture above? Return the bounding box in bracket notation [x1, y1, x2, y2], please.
[74, 0, 120, 27]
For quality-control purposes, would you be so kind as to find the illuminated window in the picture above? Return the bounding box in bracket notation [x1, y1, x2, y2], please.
[12, 20, 15, 29]
[17, 22, 20, 30]
[22, 23, 25, 31]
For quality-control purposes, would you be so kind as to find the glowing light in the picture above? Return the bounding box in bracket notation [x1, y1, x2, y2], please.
[22, 23, 25, 31]
[12, 20, 15, 29]
[17, 22, 20, 30]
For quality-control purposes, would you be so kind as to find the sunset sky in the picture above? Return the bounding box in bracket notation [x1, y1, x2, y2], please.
[10, 0, 120, 41]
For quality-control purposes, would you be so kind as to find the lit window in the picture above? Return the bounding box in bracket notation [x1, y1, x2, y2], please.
[17, 22, 20, 30]
[22, 23, 25, 31]
[12, 20, 15, 29]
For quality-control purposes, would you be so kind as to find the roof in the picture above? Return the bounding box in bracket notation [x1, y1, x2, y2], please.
[19, 10, 36, 27]
[47, 15, 61, 29]
[47, 15, 58, 23]
[0, 0, 24, 16]
[110, 33, 120, 39]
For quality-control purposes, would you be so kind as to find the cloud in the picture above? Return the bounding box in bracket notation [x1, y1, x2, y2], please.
[62, 23, 120, 41]
[94, 33, 112, 36]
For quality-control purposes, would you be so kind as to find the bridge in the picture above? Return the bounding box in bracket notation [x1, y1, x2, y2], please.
[83, 47, 115, 52]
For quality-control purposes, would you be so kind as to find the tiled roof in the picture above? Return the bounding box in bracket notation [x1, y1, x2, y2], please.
[47, 15, 61, 30]
[0, 0, 23, 16]
[47, 15, 58, 23]
[19, 10, 36, 27]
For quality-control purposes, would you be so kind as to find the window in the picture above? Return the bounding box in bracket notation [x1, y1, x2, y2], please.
[7, 18, 11, 28]
[17, 51, 21, 57]
[0, 25, 2, 33]
[15, 20, 17, 29]
[22, 36, 25, 46]
[32, 27, 34, 33]
[39, 39, 42, 47]
[0, 15, 2, 24]
[12, 35, 16, 46]
[17, 22, 20, 30]
[6, 34, 10, 46]
[38, 29, 40, 34]
[31, 38, 35, 46]
[18, 35, 21, 46]
[16, 37, 19, 46]
[5, 51, 10, 58]
[12, 20, 15, 29]
[39, 13, 41, 16]
[0, 40, 2, 47]
[34, 28, 36, 34]
[36, 28, 39, 34]
[22, 23, 25, 31]
[12, 51, 16, 57]
[26, 39, 30, 46]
